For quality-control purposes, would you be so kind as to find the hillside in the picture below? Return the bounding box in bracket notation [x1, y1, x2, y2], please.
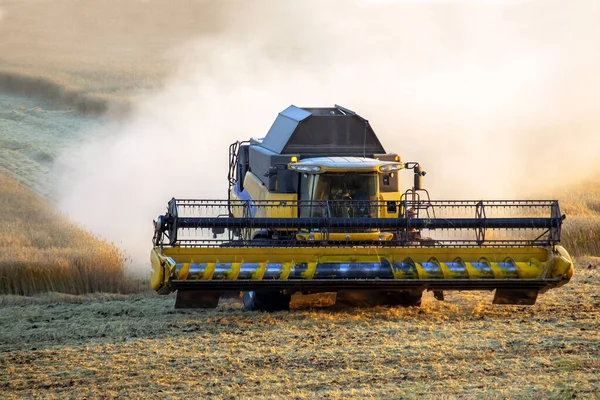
[0, 171, 137, 295]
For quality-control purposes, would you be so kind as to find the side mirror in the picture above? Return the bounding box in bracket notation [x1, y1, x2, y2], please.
[264, 166, 278, 178]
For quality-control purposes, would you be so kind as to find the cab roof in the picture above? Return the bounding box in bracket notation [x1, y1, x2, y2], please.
[293, 156, 403, 173]
[258, 105, 386, 155]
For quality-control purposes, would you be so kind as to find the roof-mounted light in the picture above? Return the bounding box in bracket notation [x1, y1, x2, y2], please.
[289, 164, 322, 173]
[378, 163, 403, 173]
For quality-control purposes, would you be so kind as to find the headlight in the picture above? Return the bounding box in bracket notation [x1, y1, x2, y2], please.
[378, 163, 403, 173]
[289, 164, 322, 173]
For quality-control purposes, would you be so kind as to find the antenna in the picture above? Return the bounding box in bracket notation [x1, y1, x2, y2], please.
[363, 121, 368, 158]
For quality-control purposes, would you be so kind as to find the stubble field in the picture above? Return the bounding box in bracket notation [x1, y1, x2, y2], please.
[0, 260, 599, 399]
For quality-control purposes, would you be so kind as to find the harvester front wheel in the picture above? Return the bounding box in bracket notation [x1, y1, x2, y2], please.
[242, 291, 291, 311]
[380, 291, 423, 307]
[335, 290, 422, 308]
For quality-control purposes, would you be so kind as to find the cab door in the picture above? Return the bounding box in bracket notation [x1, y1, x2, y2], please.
[298, 173, 328, 218]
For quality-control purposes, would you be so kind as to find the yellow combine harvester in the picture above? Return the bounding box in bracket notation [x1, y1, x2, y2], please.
[151, 105, 574, 310]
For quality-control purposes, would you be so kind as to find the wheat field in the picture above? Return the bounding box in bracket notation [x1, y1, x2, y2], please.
[0, 171, 141, 295]
[551, 183, 600, 258]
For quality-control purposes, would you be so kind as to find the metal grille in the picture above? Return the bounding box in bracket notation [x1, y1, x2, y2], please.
[153, 199, 563, 248]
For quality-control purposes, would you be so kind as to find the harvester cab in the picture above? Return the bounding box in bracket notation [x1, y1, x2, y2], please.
[151, 105, 574, 310]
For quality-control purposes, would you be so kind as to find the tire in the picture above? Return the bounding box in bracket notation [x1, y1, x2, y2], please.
[380, 291, 422, 307]
[242, 291, 291, 311]
[335, 290, 422, 308]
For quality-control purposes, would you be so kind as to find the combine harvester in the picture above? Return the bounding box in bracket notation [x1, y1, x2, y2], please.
[151, 105, 574, 310]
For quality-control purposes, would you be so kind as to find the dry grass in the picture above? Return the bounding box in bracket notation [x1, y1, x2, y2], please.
[561, 216, 600, 257]
[0, 171, 140, 295]
[0, 258, 598, 399]
[547, 180, 600, 257]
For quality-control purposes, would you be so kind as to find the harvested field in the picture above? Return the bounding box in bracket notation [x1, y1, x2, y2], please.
[0, 258, 599, 398]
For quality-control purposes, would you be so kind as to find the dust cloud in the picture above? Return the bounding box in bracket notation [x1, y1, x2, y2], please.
[56, 0, 600, 271]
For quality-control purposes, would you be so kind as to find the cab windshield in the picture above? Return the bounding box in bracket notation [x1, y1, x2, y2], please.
[299, 173, 378, 218]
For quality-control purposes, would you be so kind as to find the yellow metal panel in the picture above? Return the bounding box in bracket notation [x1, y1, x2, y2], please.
[302, 262, 317, 279]
[151, 245, 573, 293]
[150, 249, 166, 290]
[378, 192, 401, 218]
[202, 263, 216, 280]
[280, 262, 294, 279]
[392, 269, 414, 279]
[514, 259, 543, 279]
[162, 245, 552, 264]
[317, 255, 380, 264]
[465, 261, 494, 279]
[296, 232, 394, 241]
[227, 263, 241, 280]
[439, 260, 469, 279]
[547, 245, 574, 280]
[177, 263, 190, 280]
[229, 173, 297, 218]
[252, 262, 267, 280]
[488, 258, 519, 279]
[414, 260, 443, 279]
[244, 173, 297, 214]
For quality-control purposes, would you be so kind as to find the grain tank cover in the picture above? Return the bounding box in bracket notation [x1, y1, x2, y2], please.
[259, 105, 386, 156]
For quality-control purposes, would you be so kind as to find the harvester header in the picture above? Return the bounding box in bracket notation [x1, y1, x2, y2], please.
[151, 105, 574, 310]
